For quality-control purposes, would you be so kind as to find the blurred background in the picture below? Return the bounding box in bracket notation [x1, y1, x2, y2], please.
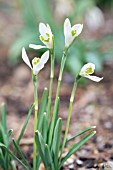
[0, 0, 113, 169]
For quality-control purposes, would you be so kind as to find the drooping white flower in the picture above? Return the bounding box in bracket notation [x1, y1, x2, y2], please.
[22, 47, 49, 75]
[79, 63, 103, 82]
[64, 18, 83, 48]
[29, 23, 53, 50]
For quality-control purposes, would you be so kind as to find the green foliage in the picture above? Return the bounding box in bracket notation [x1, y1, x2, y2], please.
[0, 103, 15, 170]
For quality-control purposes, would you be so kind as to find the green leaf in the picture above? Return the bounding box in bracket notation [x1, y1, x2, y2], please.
[48, 97, 60, 146]
[42, 112, 48, 142]
[8, 129, 13, 138]
[0, 143, 28, 170]
[45, 144, 55, 170]
[1, 103, 7, 134]
[52, 118, 62, 169]
[0, 124, 8, 146]
[37, 87, 48, 131]
[66, 126, 96, 143]
[0, 148, 6, 170]
[35, 130, 47, 168]
[17, 103, 34, 144]
[12, 139, 32, 170]
[59, 131, 96, 169]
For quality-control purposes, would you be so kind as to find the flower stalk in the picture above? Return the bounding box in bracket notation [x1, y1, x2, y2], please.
[32, 73, 38, 170]
[48, 47, 68, 146]
[59, 77, 79, 161]
[47, 39, 55, 119]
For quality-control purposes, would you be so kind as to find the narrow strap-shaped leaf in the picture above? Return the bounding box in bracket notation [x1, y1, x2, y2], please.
[0, 148, 6, 170]
[17, 103, 34, 144]
[52, 118, 62, 169]
[37, 88, 48, 131]
[36, 156, 41, 170]
[12, 139, 32, 170]
[1, 103, 7, 134]
[59, 131, 96, 169]
[66, 126, 96, 143]
[48, 97, 60, 146]
[35, 130, 47, 168]
[8, 129, 13, 138]
[0, 143, 28, 170]
[0, 124, 8, 146]
[0, 157, 6, 170]
[42, 112, 48, 142]
[45, 144, 55, 170]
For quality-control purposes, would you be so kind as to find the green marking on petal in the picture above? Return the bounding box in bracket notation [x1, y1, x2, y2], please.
[85, 67, 93, 76]
[46, 33, 50, 37]
[32, 57, 40, 66]
[40, 33, 50, 42]
[44, 37, 50, 42]
[40, 35, 44, 41]
[71, 30, 76, 36]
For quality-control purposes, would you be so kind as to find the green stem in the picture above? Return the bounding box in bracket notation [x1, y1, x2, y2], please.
[32, 73, 38, 170]
[47, 47, 55, 119]
[59, 78, 78, 162]
[48, 48, 68, 146]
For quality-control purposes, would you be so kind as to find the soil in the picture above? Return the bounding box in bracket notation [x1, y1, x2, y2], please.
[0, 1, 113, 170]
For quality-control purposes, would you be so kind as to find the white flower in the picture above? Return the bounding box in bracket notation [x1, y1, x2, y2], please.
[64, 18, 83, 48]
[79, 63, 103, 82]
[22, 47, 49, 75]
[29, 23, 53, 50]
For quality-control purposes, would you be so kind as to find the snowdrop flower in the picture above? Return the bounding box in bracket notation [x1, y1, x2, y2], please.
[22, 47, 49, 75]
[79, 63, 103, 82]
[29, 23, 53, 50]
[64, 18, 83, 48]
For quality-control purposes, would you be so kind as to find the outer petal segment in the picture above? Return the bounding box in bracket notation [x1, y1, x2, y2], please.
[86, 75, 103, 82]
[39, 23, 47, 37]
[64, 18, 72, 47]
[22, 48, 32, 69]
[33, 51, 49, 75]
[40, 50, 49, 64]
[29, 44, 47, 49]
[72, 24, 83, 37]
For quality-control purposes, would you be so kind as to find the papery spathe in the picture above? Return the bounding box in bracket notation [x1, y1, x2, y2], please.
[22, 47, 49, 75]
[64, 18, 83, 48]
[79, 63, 103, 82]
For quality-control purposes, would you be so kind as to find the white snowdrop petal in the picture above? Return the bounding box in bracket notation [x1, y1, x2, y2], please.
[29, 44, 47, 49]
[22, 47, 32, 69]
[40, 50, 49, 64]
[80, 63, 95, 75]
[47, 24, 52, 35]
[86, 75, 103, 82]
[64, 18, 71, 35]
[64, 18, 72, 47]
[33, 62, 44, 75]
[39, 23, 47, 37]
[72, 24, 83, 36]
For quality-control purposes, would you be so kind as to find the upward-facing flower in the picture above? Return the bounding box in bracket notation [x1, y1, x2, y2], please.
[29, 23, 53, 50]
[64, 18, 83, 48]
[22, 47, 49, 75]
[79, 63, 103, 82]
